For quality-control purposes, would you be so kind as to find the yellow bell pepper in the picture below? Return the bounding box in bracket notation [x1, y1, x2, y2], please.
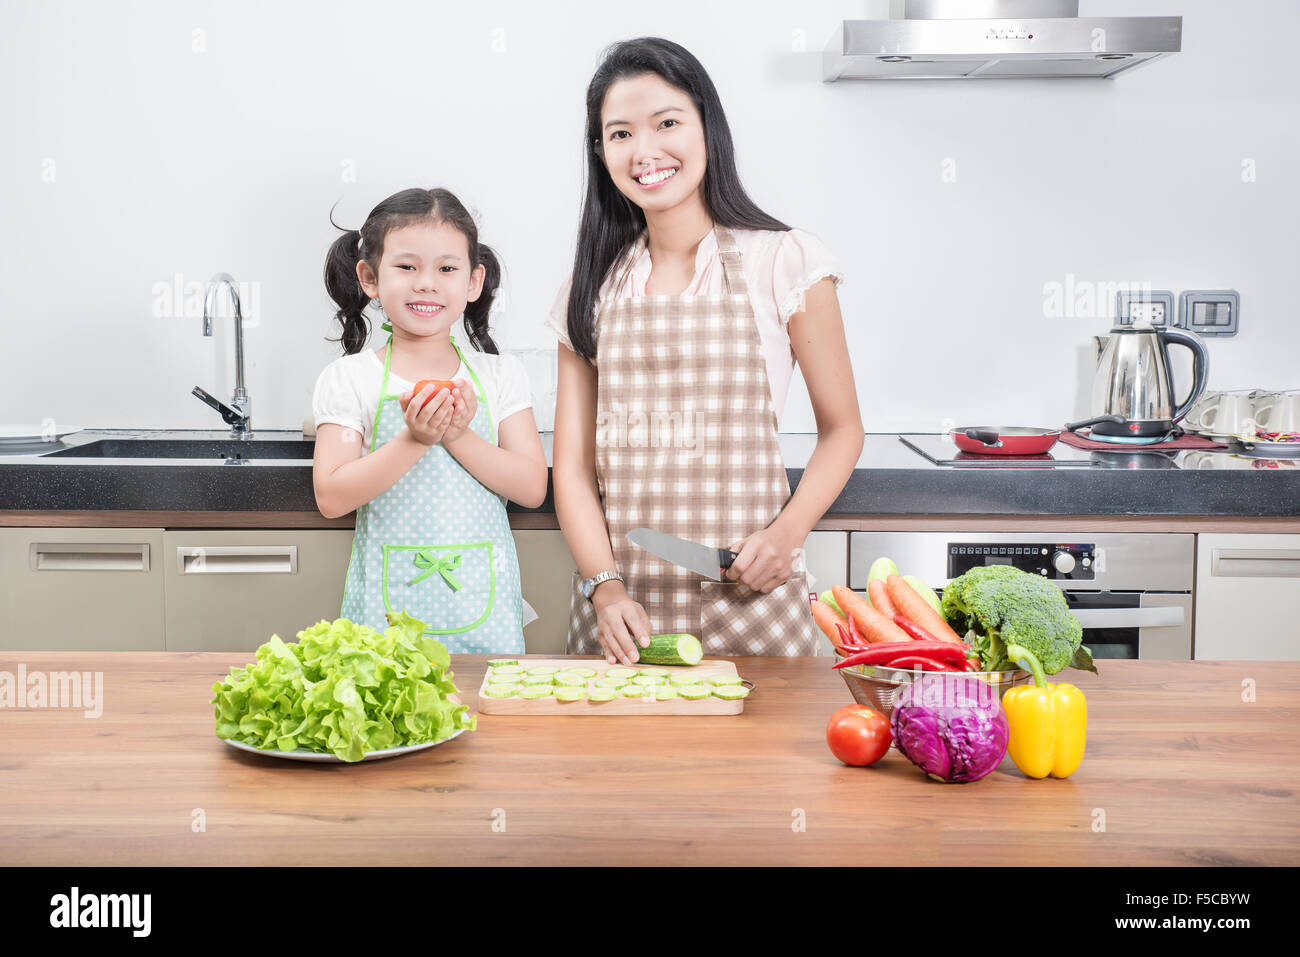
[1002, 644, 1086, 779]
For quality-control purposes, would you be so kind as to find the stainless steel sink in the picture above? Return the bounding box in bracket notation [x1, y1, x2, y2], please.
[41, 439, 314, 460]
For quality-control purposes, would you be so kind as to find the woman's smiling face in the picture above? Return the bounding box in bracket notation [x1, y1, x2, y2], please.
[599, 72, 707, 214]
[356, 220, 484, 336]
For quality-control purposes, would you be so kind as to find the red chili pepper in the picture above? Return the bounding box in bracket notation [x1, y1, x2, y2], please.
[835, 622, 868, 652]
[883, 655, 959, 672]
[893, 615, 944, 643]
[831, 641, 969, 669]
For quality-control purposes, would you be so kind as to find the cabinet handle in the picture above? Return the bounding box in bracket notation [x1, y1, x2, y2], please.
[1211, 548, 1300, 579]
[176, 546, 298, 574]
[29, 542, 151, 571]
[1072, 607, 1185, 629]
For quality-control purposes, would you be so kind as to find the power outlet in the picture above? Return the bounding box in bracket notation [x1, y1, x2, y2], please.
[1116, 290, 1176, 327]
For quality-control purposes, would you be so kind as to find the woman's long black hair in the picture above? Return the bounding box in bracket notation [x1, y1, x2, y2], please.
[565, 37, 788, 362]
[324, 187, 501, 356]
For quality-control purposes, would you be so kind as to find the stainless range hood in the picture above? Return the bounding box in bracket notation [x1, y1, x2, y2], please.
[824, 0, 1182, 81]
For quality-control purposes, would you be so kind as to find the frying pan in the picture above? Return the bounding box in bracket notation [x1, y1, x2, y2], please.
[951, 426, 1062, 456]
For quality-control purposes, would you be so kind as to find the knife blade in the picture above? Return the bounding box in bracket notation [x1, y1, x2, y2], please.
[626, 527, 738, 581]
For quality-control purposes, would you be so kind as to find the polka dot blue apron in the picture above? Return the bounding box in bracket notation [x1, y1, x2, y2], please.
[340, 326, 525, 654]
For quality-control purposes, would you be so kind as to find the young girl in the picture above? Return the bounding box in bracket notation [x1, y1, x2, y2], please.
[313, 187, 548, 654]
[549, 38, 864, 664]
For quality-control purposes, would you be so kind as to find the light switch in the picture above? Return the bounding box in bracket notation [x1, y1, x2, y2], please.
[1179, 290, 1239, 336]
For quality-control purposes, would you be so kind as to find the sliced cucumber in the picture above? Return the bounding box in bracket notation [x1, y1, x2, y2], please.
[487, 659, 519, 668]
[605, 667, 636, 679]
[669, 673, 704, 686]
[676, 684, 711, 700]
[526, 666, 560, 676]
[593, 676, 627, 690]
[567, 666, 598, 678]
[712, 684, 750, 700]
[587, 687, 617, 702]
[639, 667, 671, 678]
[620, 685, 647, 698]
[483, 684, 519, 698]
[520, 686, 554, 699]
[523, 674, 555, 687]
[632, 675, 664, 687]
[707, 674, 744, 686]
[554, 687, 585, 702]
[636, 633, 703, 667]
[554, 672, 588, 687]
[653, 686, 678, 701]
[491, 665, 525, 677]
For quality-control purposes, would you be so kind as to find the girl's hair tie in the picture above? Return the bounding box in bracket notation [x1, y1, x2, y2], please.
[355, 229, 365, 252]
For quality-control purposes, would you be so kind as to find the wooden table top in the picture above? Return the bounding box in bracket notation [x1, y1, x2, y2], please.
[2, 653, 1297, 866]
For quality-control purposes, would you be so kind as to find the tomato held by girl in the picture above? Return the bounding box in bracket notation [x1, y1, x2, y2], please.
[548, 38, 864, 664]
[312, 187, 548, 654]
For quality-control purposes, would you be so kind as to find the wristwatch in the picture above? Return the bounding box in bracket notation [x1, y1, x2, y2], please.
[581, 569, 624, 600]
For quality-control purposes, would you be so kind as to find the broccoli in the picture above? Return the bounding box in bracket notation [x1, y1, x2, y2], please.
[941, 565, 1097, 675]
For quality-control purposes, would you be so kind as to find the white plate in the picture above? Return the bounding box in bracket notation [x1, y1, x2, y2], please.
[1239, 439, 1300, 458]
[0, 424, 83, 445]
[222, 728, 465, 762]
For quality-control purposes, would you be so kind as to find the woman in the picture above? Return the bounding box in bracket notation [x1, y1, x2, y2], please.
[547, 37, 863, 665]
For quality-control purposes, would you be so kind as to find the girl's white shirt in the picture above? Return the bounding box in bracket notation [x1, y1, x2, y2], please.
[313, 339, 532, 452]
[545, 226, 844, 424]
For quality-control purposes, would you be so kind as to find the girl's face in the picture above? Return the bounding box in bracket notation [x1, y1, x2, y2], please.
[356, 220, 484, 337]
[599, 72, 707, 216]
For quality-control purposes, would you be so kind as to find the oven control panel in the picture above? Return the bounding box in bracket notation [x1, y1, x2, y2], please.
[947, 543, 1096, 581]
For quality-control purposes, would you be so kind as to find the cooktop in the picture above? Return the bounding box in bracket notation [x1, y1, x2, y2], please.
[898, 434, 1181, 469]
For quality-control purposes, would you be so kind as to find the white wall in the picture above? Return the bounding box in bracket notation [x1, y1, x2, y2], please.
[1, 0, 1295, 436]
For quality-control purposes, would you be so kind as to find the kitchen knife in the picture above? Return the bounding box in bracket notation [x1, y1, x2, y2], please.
[626, 527, 738, 581]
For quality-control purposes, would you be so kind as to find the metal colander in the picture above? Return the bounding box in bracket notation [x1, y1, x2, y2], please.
[837, 659, 1030, 718]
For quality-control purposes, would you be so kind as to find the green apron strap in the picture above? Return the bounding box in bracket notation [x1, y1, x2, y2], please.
[450, 334, 496, 446]
[369, 332, 395, 453]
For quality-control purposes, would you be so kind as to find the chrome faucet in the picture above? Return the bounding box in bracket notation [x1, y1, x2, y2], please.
[194, 272, 253, 439]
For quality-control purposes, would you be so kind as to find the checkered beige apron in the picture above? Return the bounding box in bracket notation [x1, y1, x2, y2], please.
[566, 226, 819, 656]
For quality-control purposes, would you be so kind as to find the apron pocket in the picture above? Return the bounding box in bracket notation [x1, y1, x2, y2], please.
[699, 572, 815, 656]
[382, 542, 495, 635]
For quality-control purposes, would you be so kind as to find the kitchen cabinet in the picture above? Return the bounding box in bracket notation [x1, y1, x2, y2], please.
[1195, 533, 1300, 661]
[0, 527, 166, 651]
[802, 531, 848, 656]
[162, 530, 355, 651]
[514, 529, 578, 655]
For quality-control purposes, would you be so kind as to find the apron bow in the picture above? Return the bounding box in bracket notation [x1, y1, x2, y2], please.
[410, 549, 464, 591]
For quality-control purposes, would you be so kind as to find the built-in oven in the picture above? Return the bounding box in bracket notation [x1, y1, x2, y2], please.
[847, 532, 1194, 659]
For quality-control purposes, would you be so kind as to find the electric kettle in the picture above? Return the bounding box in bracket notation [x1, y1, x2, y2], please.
[1068, 325, 1210, 440]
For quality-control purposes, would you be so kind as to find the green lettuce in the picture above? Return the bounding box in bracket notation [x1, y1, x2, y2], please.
[211, 610, 475, 762]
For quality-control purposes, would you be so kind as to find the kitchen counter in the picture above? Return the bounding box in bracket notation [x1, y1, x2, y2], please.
[2, 430, 1298, 519]
[1, 653, 1296, 866]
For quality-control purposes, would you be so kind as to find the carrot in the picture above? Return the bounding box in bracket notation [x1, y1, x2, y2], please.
[812, 599, 848, 648]
[831, 585, 912, 644]
[868, 578, 897, 618]
[884, 574, 963, 643]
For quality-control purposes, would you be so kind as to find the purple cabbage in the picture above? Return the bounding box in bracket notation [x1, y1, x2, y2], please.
[889, 673, 1009, 783]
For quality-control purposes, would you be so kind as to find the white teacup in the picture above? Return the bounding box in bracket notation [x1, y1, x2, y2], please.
[1254, 392, 1300, 433]
[1196, 393, 1259, 437]
[1181, 391, 1222, 432]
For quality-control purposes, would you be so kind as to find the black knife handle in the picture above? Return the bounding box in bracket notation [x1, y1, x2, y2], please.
[718, 548, 739, 569]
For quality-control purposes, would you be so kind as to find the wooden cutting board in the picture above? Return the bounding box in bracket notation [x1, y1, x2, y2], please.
[475, 657, 749, 715]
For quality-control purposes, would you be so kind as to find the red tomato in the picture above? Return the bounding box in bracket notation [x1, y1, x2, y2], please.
[411, 379, 457, 411]
[826, 704, 891, 767]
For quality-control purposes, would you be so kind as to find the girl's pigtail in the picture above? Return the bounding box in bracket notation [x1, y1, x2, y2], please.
[462, 243, 501, 355]
[323, 227, 372, 356]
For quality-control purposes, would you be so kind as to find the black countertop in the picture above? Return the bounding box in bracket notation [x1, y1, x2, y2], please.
[1, 429, 1297, 517]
